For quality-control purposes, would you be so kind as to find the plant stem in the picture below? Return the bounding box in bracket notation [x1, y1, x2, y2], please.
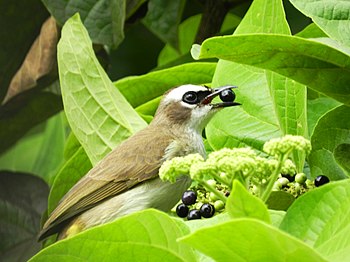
[201, 180, 227, 203]
[211, 172, 231, 188]
[261, 154, 289, 202]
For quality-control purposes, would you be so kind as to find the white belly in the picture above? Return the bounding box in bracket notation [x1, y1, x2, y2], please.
[80, 176, 191, 228]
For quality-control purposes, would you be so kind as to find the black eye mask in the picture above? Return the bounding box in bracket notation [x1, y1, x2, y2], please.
[182, 90, 212, 104]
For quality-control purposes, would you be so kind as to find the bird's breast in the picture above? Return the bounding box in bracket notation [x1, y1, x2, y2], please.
[163, 131, 206, 161]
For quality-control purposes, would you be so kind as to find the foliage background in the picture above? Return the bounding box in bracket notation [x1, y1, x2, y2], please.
[0, 0, 349, 261]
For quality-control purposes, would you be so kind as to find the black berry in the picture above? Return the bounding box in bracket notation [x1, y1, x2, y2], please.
[187, 209, 201, 220]
[182, 190, 197, 205]
[219, 89, 235, 102]
[200, 203, 215, 218]
[314, 175, 330, 187]
[176, 203, 189, 218]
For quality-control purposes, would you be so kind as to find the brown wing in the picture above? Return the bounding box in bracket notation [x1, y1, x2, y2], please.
[38, 126, 175, 240]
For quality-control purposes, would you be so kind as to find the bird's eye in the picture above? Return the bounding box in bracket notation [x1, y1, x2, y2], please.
[182, 91, 199, 104]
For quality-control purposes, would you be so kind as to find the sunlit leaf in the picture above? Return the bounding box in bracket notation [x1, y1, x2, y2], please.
[57, 14, 147, 165]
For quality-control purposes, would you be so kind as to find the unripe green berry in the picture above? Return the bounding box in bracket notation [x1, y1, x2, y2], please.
[273, 181, 282, 190]
[295, 173, 307, 184]
[278, 177, 289, 187]
[207, 179, 216, 187]
[214, 200, 225, 211]
[209, 192, 219, 201]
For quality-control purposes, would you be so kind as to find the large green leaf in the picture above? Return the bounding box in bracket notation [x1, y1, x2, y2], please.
[307, 97, 341, 136]
[180, 218, 327, 262]
[280, 180, 350, 262]
[42, 0, 126, 47]
[192, 34, 350, 104]
[226, 180, 270, 223]
[115, 62, 216, 108]
[207, 65, 281, 151]
[207, 0, 290, 151]
[30, 209, 195, 262]
[0, 0, 48, 100]
[308, 106, 350, 180]
[58, 14, 147, 165]
[48, 146, 92, 214]
[0, 172, 49, 262]
[143, 0, 185, 49]
[290, 0, 350, 47]
[267, 72, 308, 171]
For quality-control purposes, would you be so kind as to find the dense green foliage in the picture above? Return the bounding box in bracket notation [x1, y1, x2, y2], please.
[0, 0, 349, 261]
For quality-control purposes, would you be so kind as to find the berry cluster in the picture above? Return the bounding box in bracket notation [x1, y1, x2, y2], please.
[273, 173, 330, 197]
[176, 190, 216, 220]
[176, 174, 331, 219]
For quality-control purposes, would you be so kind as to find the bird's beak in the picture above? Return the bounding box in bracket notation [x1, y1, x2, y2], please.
[200, 86, 241, 108]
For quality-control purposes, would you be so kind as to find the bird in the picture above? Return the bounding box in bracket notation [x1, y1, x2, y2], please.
[38, 84, 240, 241]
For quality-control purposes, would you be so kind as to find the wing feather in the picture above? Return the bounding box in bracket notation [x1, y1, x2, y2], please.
[39, 126, 175, 239]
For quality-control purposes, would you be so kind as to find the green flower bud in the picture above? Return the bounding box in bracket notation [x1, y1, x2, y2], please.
[263, 135, 311, 157]
[159, 154, 204, 183]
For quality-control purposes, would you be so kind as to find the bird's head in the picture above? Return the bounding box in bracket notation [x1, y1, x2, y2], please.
[152, 84, 240, 132]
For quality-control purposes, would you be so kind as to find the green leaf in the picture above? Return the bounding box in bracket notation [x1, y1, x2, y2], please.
[143, 0, 185, 49]
[290, 0, 350, 47]
[206, 63, 281, 151]
[115, 62, 216, 108]
[226, 180, 270, 223]
[191, 34, 350, 104]
[183, 212, 231, 233]
[157, 15, 201, 66]
[58, 14, 147, 165]
[269, 209, 286, 227]
[0, 0, 48, 100]
[30, 209, 195, 262]
[308, 106, 350, 180]
[334, 144, 350, 174]
[0, 128, 44, 173]
[0, 171, 49, 262]
[42, 0, 126, 47]
[280, 180, 350, 261]
[234, 0, 290, 35]
[266, 72, 308, 171]
[296, 23, 328, 38]
[157, 14, 240, 67]
[266, 191, 295, 211]
[0, 91, 62, 155]
[32, 113, 66, 184]
[206, 0, 293, 151]
[307, 97, 341, 136]
[48, 146, 92, 214]
[63, 132, 82, 161]
[180, 218, 327, 262]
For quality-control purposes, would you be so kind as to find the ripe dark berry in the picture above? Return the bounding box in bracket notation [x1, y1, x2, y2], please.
[176, 203, 189, 218]
[200, 203, 215, 218]
[182, 190, 197, 205]
[281, 173, 295, 182]
[219, 89, 236, 102]
[187, 209, 201, 220]
[314, 175, 330, 187]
